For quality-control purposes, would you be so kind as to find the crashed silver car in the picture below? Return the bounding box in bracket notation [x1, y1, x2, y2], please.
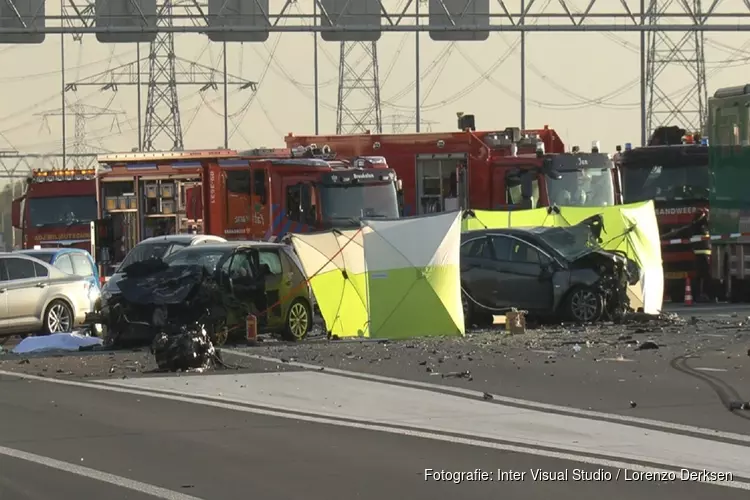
[460, 215, 640, 326]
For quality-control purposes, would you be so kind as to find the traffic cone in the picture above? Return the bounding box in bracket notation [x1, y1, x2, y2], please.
[684, 277, 693, 306]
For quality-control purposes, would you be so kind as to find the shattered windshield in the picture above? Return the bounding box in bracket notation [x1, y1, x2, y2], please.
[531, 224, 601, 261]
[319, 183, 399, 221]
[622, 164, 709, 202]
[164, 248, 228, 273]
[28, 195, 97, 227]
[119, 242, 189, 270]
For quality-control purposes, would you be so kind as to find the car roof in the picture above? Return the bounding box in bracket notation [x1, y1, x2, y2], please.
[15, 248, 90, 257]
[173, 241, 286, 251]
[462, 227, 539, 240]
[138, 234, 227, 245]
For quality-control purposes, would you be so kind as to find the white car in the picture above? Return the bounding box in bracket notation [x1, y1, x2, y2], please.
[0, 253, 97, 338]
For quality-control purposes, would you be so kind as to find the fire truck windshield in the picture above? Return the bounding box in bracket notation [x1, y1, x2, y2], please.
[622, 164, 710, 202]
[546, 164, 616, 206]
[28, 195, 97, 227]
[319, 182, 399, 221]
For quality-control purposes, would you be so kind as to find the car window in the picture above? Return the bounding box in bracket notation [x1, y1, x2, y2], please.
[510, 240, 542, 264]
[70, 254, 95, 277]
[461, 238, 489, 259]
[489, 236, 512, 261]
[4, 258, 38, 280]
[259, 250, 282, 275]
[167, 250, 226, 273]
[226, 253, 254, 279]
[34, 262, 48, 277]
[119, 242, 189, 269]
[55, 255, 75, 274]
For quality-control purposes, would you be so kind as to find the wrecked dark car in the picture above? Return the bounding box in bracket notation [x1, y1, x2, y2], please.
[94, 244, 268, 350]
[460, 216, 640, 326]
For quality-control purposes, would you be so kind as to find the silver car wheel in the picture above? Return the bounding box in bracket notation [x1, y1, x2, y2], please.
[570, 289, 600, 322]
[47, 303, 72, 333]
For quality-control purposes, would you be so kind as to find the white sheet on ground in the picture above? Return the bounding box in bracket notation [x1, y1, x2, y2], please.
[12, 332, 102, 354]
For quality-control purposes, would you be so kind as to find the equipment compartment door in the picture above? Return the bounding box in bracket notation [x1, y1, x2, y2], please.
[250, 166, 270, 240]
[415, 154, 467, 214]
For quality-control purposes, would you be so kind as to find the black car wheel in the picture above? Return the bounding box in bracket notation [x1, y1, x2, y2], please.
[283, 298, 311, 342]
[565, 286, 604, 323]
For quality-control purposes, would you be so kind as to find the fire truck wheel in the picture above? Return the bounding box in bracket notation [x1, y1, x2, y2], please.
[283, 299, 311, 342]
[564, 286, 604, 323]
[43, 300, 74, 334]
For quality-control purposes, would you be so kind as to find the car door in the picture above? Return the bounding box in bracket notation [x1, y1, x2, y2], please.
[259, 249, 285, 325]
[460, 236, 496, 306]
[479, 235, 517, 309]
[2, 257, 48, 328]
[69, 253, 98, 290]
[503, 237, 555, 312]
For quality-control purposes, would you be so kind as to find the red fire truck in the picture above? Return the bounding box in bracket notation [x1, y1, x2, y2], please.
[97, 146, 402, 243]
[285, 120, 622, 215]
[11, 167, 98, 251]
[618, 128, 712, 301]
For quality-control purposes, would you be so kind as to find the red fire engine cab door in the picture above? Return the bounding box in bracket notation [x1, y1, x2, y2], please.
[249, 165, 270, 240]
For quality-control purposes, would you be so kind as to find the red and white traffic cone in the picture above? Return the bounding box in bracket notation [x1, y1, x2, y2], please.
[684, 277, 693, 306]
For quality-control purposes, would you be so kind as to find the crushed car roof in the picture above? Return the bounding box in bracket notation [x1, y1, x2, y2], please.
[138, 234, 227, 245]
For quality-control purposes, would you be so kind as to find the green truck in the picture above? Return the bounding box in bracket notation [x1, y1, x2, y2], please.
[707, 84, 750, 301]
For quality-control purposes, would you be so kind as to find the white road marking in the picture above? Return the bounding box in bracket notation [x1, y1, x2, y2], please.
[1, 370, 750, 491]
[694, 367, 729, 372]
[100, 371, 750, 484]
[0, 445, 205, 500]
[224, 350, 750, 444]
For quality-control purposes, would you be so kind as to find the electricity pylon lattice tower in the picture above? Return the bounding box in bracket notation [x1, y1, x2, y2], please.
[36, 103, 125, 169]
[144, 1, 183, 151]
[645, 0, 708, 136]
[336, 41, 382, 134]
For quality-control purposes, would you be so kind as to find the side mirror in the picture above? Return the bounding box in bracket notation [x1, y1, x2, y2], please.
[396, 179, 403, 192]
[11, 197, 22, 229]
[541, 158, 562, 180]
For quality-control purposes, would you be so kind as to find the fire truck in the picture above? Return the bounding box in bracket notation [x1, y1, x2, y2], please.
[96, 146, 402, 245]
[94, 150, 213, 268]
[11, 167, 98, 251]
[198, 145, 402, 240]
[285, 116, 622, 216]
[617, 127, 712, 302]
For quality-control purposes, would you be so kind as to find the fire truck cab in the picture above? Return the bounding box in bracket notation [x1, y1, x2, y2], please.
[201, 145, 402, 240]
[285, 121, 621, 216]
[11, 167, 98, 251]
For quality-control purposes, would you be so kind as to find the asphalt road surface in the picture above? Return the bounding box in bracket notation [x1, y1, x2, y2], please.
[1, 305, 750, 499]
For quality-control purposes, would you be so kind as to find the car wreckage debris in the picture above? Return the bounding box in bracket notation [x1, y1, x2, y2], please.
[151, 324, 217, 372]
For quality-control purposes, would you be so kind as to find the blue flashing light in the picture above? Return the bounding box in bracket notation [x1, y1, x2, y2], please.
[700, 138, 709, 146]
[624, 142, 633, 151]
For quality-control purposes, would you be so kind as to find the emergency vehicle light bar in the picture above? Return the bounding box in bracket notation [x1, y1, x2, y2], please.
[31, 167, 97, 183]
[97, 149, 238, 165]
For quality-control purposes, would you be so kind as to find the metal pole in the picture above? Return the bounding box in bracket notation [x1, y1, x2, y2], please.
[223, 41, 229, 148]
[640, 0, 647, 146]
[60, 2, 66, 169]
[415, 0, 421, 132]
[313, 0, 320, 134]
[520, 0, 526, 129]
[137, 43, 142, 150]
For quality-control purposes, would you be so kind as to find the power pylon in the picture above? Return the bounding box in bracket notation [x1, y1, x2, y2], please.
[36, 103, 124, 168]
[336, 42, 382, 134]
[645, 0, 708, 136]
[68, 1, 257, 152]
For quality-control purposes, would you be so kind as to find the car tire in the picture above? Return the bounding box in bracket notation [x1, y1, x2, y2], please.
[282, 298, 311, 342]
[564, 286, 604, 323]
[43, 300, 74, 334]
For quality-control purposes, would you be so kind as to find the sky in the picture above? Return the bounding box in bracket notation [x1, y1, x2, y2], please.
[0, 0, 749, 180]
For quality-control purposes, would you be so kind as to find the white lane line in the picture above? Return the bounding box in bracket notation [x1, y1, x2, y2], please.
[1, 370, 749, 492]
[695, 367, 729, 373]
[0, 445, 205, 500]
[224, 350, 750, 444]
